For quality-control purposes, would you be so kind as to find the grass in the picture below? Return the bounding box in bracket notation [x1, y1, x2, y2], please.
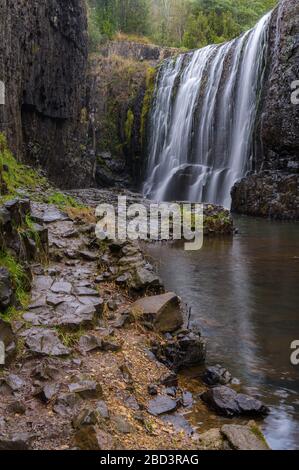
[46, 192, 81, 210]
[113, 32, 152, 45]
[0, 250, 30, 317]
[0, 133, 46, 201]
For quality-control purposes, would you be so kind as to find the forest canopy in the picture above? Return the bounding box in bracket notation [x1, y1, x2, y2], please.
[87, 0, 278, 50]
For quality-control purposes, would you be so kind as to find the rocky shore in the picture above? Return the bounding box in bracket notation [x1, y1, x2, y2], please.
[0, 189, 270, 451]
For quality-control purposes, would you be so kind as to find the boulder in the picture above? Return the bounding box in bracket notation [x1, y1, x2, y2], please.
[202, 365, 233, 386]
[152, 331, 206, 371]
[201, 386, 270, 418]
[131, 293, 183, 333]
[221, 424, 270, 450]
[74, 425, 117, 450]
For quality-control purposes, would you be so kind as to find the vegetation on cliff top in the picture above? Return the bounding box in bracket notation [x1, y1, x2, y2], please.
[87, 0, 278, 50]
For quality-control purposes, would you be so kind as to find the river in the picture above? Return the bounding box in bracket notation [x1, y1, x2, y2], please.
[145, 216, 299, 450]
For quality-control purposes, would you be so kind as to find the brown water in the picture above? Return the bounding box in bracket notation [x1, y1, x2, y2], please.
[145, 216, 299, 450]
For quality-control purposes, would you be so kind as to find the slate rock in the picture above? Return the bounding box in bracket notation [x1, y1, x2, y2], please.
[221, 424, 270, 450]
[72, 408, 99, 429]
[24, 328, 70, 356]
[0, 267, 13, 310]
[96, 400, 110, 419]
[51, 281, 72, 295]
[0, 432, 32, 450]
[131, 293, 183, 333]
[202, 365, 233, 386]
[74, 425, 117, 450]
[53, 393, 81, 417]
[148, 396, 178, 416]
[68, 380, 103, 399]
[36, 383, 59, 403]
[201, 386, 270, 418]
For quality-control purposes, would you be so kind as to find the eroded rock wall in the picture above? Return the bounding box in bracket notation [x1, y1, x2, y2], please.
[0, 0, 93, 188]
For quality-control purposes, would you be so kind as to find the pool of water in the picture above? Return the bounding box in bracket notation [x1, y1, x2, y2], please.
[145, 216, 299, 450]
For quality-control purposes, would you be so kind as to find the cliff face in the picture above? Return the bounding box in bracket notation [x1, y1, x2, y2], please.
[0, 0, 93, 188]
[232, 0, 299, 219]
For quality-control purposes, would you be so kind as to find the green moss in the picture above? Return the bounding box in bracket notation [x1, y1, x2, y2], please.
[125, 109, 134, 146]
[250, 424, 270, 448]
[140, 67, 156, 148]
[0, 251, 30, 314]
[45, 192, 81, 210]
[0, 133, 46, 201]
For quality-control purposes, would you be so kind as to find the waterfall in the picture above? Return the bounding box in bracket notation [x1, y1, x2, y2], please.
[144, 13, 271, 208]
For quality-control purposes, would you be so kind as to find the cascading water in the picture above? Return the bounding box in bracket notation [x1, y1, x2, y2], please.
[144, 13, 271, 208]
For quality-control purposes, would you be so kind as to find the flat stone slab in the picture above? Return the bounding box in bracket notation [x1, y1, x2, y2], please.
[221, 424, 270, 450]
[131, 292, 183, 333]
[23, 328, 70, 356]
[31, 203, 69, 224]
[147, 396, 178, 416]
[51, 281, 72, 295]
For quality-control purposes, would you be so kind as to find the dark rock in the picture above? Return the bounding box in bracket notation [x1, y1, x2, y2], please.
[53, 393, 81, 417]
[5, 374, 25, 392]
[130, 266, 162, 291]
[7, 400, 26, 415]
[159, 372, 178, 388]
[79, 251, 98, 261]
[32, 360, 61, 381]
[68, 380, 103, 399]
[130, 293, 183, 333]
[78, 334, 102, 353]
[0, 320, 16, 365]
[0, 267, 13, 310]
[147, 396, 178, 416]
[72, 408, 99, 429]
[148, 384, 158, 396]
[201, 386, 270, 418]
[24, 328, 70, 356]
[202, 365, 233, 386]
[0, 432, 32, 450]
[153, 331, 206, 371]
[182, 391, 193, 408]
[35, 383, 59, 403]
[115, 273, 131, 285]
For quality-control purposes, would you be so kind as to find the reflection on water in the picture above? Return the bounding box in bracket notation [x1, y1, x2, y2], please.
[145, 216, 299, 450]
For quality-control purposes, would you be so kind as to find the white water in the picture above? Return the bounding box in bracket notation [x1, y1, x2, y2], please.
[144, 13, 271, 208]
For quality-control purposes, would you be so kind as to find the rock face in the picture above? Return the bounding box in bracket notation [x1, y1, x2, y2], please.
[232, 0, 299, 220]
[0, 0, 92, 188]
[130, 293, 183, 333]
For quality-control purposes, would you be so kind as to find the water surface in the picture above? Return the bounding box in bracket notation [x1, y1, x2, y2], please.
[145, 216, 299, 450]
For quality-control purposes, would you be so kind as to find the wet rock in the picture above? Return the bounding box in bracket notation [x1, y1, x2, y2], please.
[131, 293, 183, 333]
[74, 425, 117, 450]
[148, 384, 158, 396]
[24, 328, 70, 356]
[148, 396, 178, 416]
[68, 380, 103, 399]
[153, 331, 206, 371]
[0, 432, 32, 450]
[72, 408, 99, 429]
[24, 302, 97, 329]
[201, 386, 270, 418]
[202, 365, 233, 386]
[96, 400, 110, 419]
[0, 267, 13, 310]
[221, 424, 270, 450]
[113, 415, 134, 434]
[161, 414, 194, 436]
[31, 204, 68, 224]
